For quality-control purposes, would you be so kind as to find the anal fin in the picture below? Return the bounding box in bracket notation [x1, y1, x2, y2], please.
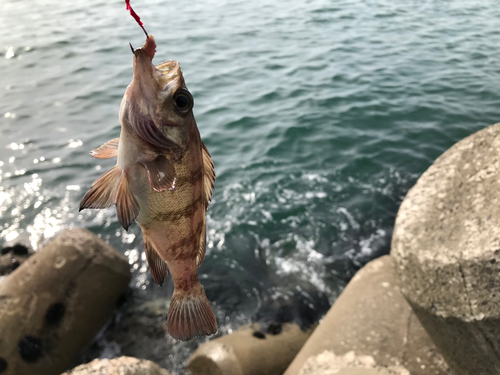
[79, 166, 121, 211]
[144, 234, 169, 286]
[90, 138, 119, 159]
[115, 170, 140, 231]
[140, 155, 176, 192]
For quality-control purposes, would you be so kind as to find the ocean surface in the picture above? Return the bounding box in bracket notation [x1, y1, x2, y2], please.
[1, 0, 500, 372]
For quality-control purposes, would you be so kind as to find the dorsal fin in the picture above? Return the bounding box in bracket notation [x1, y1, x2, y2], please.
[79, 166, 121, 211]
[201, 141, 215, 209]
[90, 138, 120, 159]
[196, 141, 214, 268]
[115, 170, 140, 231]
[144, 234, 169, 286]
[139, 155, 177, 192]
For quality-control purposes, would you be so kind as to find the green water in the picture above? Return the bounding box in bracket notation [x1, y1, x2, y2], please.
[1, 0, 499, 372]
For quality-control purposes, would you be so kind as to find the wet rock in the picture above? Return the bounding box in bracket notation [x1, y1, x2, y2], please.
[101, 297, 172, 364]
[392, 123, 500, 375]
[284, 256, 451, 375]
[252, 281, 331, 331]
[0, 228, 131, 375]
[62, 356, 171, 375]
[84, 294, 208, 374]
[298, 351, 410, 375]
[186, 322, 313, 375]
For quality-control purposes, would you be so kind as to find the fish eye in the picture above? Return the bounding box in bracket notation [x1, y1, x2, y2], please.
[173, 89, 193, 115]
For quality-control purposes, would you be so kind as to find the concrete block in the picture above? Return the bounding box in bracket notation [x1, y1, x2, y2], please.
[62, 356, 171, 375]
[284, 256, 450, 375]
[392, 123, 500, 374]
[186, 323, 313, 375]
[0, 228, 131, 375]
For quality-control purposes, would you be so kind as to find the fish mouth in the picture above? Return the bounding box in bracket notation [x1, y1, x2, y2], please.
[131, 35, 158, 85]
[155, 60, 185, 92]
[132, 47, 157, 83]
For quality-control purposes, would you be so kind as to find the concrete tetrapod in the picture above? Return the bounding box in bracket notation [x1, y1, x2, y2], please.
[298, 350, 410, 375]
[392, 123, 500, 375]
[284, 256, 450, 375]
[186, 323, 314, 375]
[0, 228, 131, 375]
[62, 356, 172, 375]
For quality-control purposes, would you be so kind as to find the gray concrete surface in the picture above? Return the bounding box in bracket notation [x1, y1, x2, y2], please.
[392, 123, 500, 374]
[0, 228, 131, 375]
[284, 256, 450, 375]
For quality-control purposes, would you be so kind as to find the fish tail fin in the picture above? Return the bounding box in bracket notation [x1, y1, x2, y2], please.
[167, 282, 217, 341]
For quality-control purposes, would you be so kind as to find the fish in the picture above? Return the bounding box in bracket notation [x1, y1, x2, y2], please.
[79, 35, 217, 341]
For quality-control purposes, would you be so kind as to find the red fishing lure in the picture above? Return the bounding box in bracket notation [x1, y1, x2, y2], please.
[125, 0, 148, 37]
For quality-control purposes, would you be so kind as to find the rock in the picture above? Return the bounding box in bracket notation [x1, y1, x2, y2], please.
[284, 256, 451, 375]
[103, 297, 172, 364]
[0, 228, 131, 375]
[391, 123, 500, 375]
[86, 294, 209, 374]
[298, 350, 410, 375]
[186, 322, 314, 375]
[62, 356, 171, 375]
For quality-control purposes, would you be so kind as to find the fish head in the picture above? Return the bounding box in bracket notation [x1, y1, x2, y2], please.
[121, 36, 195, 149]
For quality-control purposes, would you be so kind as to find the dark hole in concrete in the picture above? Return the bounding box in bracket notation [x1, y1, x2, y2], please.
[0, 358, 7, 372]
[45, 303, 66, 325]
[252, 331, 266, 339]
[116, 293, 127, 308]
[0, 247, 12, 256]
[1, 244, 29, 256]
[17, 336, 43, 363]
[266, 322, 282, 335]
[11, 244, 29, 256]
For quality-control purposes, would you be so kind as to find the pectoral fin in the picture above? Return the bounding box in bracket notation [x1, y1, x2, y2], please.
[202, 142, 215, 209]
[140, 155, 176, 192]
[115, 171, 140, 231]
[144, 234, 169, 286]
[90, 138, 119, 159]
[79, 166, 121, 210]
